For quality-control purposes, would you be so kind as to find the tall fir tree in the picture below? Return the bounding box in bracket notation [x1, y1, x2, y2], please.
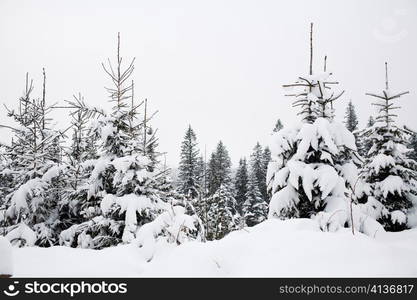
[178, 125, 200, 199]
[234, 158, 248, 213]
[262, 147, 272, 201]
[207, 141, 232, 195]
[358, 63, 417, 231]
[205, 141, 240, 239]
[249, 143, 269, 201]
[2, 71, 66, 246]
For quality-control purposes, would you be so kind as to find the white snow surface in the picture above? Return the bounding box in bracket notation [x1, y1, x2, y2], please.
[9, 219, 417, 277]
[0, 237, 13, 275]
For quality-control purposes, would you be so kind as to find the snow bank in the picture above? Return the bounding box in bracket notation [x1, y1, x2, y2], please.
[0, 237, 13, 276]
[10, 219, 417, 277]
[13, 244, 145, 277]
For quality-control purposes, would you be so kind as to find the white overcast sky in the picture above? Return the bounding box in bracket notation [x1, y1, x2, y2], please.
[1, 0, 416, 166]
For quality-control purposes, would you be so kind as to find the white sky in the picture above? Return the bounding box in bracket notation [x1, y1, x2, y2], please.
[1, 0, 416, 167]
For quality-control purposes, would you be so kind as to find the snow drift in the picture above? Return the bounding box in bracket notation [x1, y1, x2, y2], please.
[10, 219, 417, 277]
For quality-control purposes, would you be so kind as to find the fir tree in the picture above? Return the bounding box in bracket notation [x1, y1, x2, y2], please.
[248, 143, 268, 201]
[234, 158, 248, 213]
[205, 141, 240, 239]
[262, 147, 272, 201]
[268, 24, 361, 232]
[344, 100, 359, 132]
[178, 125, 200, 199]
[206, 184, 239, 240]
[207, 141, 232, 195]
[243, 166, 268, 227]
[359, 63, 417, 231]
[59, 33, 202, 248]
[2, 71, 66, 246]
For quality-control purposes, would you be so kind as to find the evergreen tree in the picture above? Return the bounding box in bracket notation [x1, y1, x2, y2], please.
[2, 71, 66, 246]
[344, 100, 359, 132]
[234, 158, 248, 213]
[178, 125, 200, 199]
[243, 167, 268, 227]
[273, 119, 284, 133]
[248, 143, 268, 201]
[207, 141, 232, 195]
[359, 63, 417, 231]
[206, 184, 239, 240]
[59, 34, 202, 248]
[268, 24, 362, 233]
[205, 141, 240, 239]
[262, 147, 272, 201]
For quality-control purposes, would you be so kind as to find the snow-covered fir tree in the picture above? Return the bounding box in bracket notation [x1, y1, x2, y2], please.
[243, 165, 268, 227]
[358, 63, 417, 231]
[2, 71, 66, 246]
[234, 158, 248, 213]
[207, 141, 232, 195]
[249, 143, 269, 202]
[267, 24, 364, 233]
[59, 34, 202, 249]
[262, 146, 272, 201]
[344, 100, 359, 132]
[205, 141, 240, 239]
[206, 184, 239, 240]
[58, 94, 101, 242]
[178, 125, 200, 199]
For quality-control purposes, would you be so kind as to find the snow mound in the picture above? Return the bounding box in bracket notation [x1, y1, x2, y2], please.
[11, 219, 417, 277]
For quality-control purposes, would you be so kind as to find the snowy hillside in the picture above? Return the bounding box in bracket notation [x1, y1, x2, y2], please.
[12, 219, 417, 277]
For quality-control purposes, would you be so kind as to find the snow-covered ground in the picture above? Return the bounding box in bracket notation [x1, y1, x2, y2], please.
[11, 219, 417, 277]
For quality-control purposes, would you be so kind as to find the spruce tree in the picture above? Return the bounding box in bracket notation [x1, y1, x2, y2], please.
[262, 147, 272, 201]
[178, 125, 200, 199]
[2, 71, 66, 246]
[344, 100, 359, 132]
[234, 158, 248, 213]
[206, 184, 239, 240]
[359, 63, 417, 231]
[59, 34, 202, 248]
[248, 143, 269, 202]
[243, 166, 268, 227]
[207, 141, 232, 195]
[206, 141, 240, 239]
[268, 24, 361, 232]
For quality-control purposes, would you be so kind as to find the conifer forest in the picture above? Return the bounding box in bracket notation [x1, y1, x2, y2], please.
[1, 0, 417, 278]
